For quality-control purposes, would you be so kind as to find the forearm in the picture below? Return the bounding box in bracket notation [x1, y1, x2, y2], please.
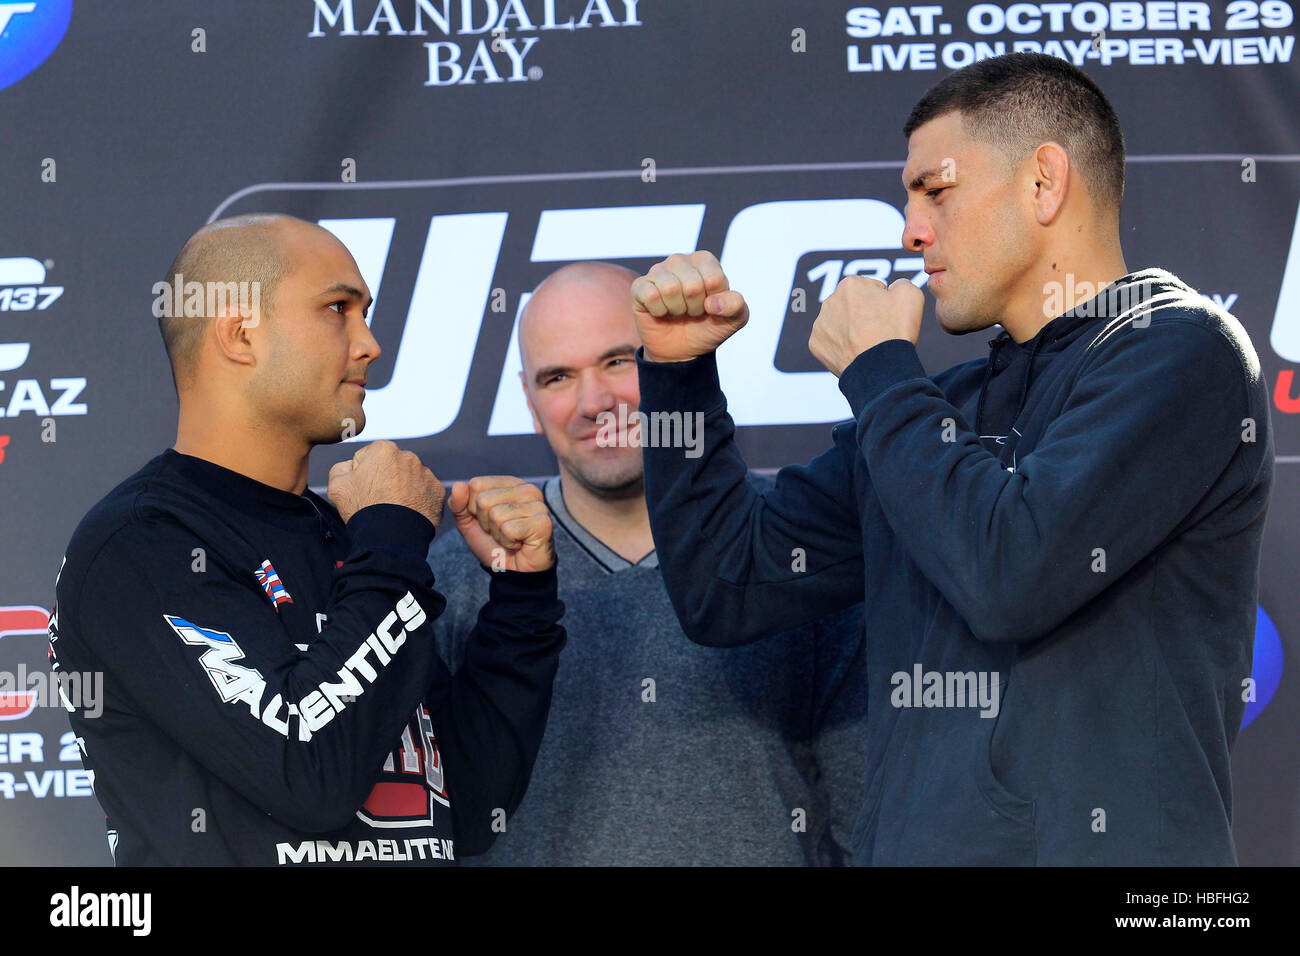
[436, 565, 566, 855]
[638, 347, 865, 644]
[840, 329, 1251, 642]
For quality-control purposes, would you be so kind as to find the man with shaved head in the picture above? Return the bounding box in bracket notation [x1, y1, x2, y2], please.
[49, 213, 567, 866]
[155, 213, 289, 392]
[429, 260, 867, 866]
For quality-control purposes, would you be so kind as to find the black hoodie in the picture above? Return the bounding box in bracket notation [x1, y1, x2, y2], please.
[636, 268, 1273, 865]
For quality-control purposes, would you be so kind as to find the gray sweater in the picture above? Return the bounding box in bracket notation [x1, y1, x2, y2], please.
[428, 476, 867, 865]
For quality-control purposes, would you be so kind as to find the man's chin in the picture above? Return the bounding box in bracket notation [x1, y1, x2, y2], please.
[935, 301, 987, 336]
[314, 409, 365, 444]
[565, 454, 644, 498]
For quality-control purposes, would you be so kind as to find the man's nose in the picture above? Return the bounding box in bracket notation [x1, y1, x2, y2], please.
[576, 371, 617, 418]
[901, 206, 934, 252]
[352, 316, 381, 363]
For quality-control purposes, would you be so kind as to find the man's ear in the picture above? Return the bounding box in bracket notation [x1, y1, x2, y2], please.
[211, 308, 258, 369]
[1030, 141, 1070, 226]
[520, 371, 544, 435]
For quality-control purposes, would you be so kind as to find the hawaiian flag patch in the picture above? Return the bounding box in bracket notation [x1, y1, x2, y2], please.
[254, 560, 293, 610]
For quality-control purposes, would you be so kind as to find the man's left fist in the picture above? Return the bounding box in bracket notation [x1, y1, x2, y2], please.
[447, 476, 555, 573]
[809, 276, 924, 377]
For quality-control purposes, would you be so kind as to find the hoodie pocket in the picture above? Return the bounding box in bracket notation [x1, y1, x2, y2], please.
[973, 704, 1037, 863]
[867, 711, 1039, 865]
[975, 734, 1036, 828]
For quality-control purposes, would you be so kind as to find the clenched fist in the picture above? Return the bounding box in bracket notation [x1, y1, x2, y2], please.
[631, 251, 749, 363]
[448, 477, 554, 573]
[327, 440, 446, 528]
[809, 276, 924, 377]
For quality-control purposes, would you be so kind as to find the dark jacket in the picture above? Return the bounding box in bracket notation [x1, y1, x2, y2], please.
[635, 269, 1272, 865]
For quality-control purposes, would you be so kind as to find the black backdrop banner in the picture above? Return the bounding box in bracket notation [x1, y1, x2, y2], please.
[0, 0, 1296, 865]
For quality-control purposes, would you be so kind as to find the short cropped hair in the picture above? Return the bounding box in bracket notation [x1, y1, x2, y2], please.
[903, 53, 1125, 212]
[157, 214, 293, 391]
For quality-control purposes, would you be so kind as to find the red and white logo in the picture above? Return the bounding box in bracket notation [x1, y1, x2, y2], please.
[357, 703, 448, 829]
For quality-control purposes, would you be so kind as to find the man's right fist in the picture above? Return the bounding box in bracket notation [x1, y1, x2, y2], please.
[631, 251, 749, 363]
[327, 440, 446, 528]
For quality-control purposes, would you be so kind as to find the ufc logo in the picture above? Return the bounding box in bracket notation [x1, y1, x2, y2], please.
[318, 199, 911, 441]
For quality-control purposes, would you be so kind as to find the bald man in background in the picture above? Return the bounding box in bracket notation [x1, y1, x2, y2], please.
[428, 261, 867, 865]
[50, 214, 566, 865]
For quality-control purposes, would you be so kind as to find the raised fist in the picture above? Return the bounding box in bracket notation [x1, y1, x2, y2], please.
[447, 476, 554, 573]
[327, 440, 446, 528]
[631, 251, 749, 363]
[809, 276, 924, 377]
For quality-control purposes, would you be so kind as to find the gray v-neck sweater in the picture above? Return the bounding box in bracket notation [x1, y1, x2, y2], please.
[428, 476, 867, 865]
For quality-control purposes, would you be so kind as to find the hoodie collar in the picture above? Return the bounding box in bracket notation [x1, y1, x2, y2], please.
[996, 268, 1180, 355]
[974, 269, 1176, 441]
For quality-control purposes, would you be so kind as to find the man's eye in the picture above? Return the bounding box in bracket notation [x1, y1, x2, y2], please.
[547, 374, 568, 385]
[327, 301, 346, 314]
[926, 187, 946, 200]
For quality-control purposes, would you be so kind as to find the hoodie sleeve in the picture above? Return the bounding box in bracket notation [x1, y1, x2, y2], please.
[59, 503, 449, 834]
[837, 320, 1262, 643]
[427, 566, 566, 857]
[636, 348, 866, 646]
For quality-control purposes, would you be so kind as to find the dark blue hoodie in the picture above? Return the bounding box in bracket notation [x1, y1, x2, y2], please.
[635, 268, 1273, 865]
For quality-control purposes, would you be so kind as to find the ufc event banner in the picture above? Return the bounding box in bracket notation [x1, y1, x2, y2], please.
[0, 0, 1296, 868]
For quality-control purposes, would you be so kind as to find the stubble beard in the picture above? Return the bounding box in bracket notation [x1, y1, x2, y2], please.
[559, 445, 644, 501]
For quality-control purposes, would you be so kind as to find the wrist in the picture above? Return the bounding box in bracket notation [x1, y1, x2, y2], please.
[642, 347, 699, 364]
[346, 503, 438, 563]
